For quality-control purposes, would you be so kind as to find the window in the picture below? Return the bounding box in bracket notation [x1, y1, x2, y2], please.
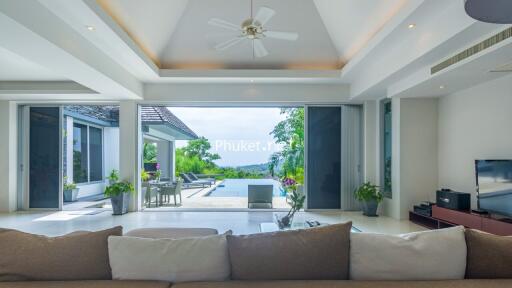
[89, 127, 103, 181]
[382, 100, 392, 198]
[72, 122, 103, 183]
[73, 123, 88, 183]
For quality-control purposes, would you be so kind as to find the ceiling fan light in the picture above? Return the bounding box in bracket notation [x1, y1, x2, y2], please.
[465, 0, 512, 24]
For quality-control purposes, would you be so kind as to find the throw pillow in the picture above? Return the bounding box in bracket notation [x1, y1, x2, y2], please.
[465, 229, 512, 279]
[227, 222, 352, 280]
[0, 226, 122, 281]
[108, 232, 231, 283]
[350, 226, 467, 280]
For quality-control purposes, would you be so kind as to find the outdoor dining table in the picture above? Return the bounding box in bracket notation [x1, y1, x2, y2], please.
[148, 181, 174, 207]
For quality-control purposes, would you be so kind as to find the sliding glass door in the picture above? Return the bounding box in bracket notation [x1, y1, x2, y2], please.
[306, 106, 342, 209]
[20, 106, 62, 209]
[305, 105, 363, 210]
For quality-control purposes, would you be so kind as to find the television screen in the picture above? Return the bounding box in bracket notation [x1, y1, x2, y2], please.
[475, 160, 512, 217]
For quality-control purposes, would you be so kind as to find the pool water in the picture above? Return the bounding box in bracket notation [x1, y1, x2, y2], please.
[206, 179, 286, 197]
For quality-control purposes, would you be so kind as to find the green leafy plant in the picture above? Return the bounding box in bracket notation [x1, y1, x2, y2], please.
[268, 108, 304, 182]
[104, 181, 134, 197]
[143, 143, 157, 163]
[155, 169, 162, 180]
[107, 169, 119, 183]
[282, 177, 305, 217]
[63, 176, 77, 190]
[141, 169, 150, 182]
[354, 182, 383, 203]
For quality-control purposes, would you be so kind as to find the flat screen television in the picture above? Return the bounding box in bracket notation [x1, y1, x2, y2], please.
[475, 160, 512, 217]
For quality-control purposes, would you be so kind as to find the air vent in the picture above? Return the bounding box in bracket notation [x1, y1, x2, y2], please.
[431, 27, 512, 74]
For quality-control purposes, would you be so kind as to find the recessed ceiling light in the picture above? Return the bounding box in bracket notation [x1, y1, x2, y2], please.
[408, 23, 416, 29]
[86, 25, 95, 31]
[439, 85, 445, 89]
[250, 79, 254, 83]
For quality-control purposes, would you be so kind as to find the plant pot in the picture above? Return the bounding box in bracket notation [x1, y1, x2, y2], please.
[63, 188, 79, 202]
[362, 200, 379, 217]
[110, 192, 130, 215]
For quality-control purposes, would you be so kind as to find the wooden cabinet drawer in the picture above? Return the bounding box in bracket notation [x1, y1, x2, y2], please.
[432, 205, 481, 229]
[481, 217, 512, 236]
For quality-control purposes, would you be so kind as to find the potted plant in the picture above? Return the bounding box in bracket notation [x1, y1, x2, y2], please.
[63, 177, 79, 202]
[155, 169, 162, 182]
[276, 177, 306, 228]
[104, 180, 134, 215]
[107, 169, 119, 185]
[141, 169, 150, 182]
[355, 182, 383, 217]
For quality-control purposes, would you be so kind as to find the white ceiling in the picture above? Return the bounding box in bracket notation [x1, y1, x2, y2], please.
[1, 0, 511, 102]
[0, 46, 67, 81]
[97, 0, 408, 69]
[314, 0, 407, 63]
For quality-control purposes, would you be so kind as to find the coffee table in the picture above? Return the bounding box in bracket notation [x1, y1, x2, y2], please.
[259, 222, 361, 233]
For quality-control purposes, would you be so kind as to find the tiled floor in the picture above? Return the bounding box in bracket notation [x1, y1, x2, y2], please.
[0, 210, 425, 236]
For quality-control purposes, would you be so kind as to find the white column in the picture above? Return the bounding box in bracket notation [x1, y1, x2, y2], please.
[119, 101, 141, 212]
[156, 140, 170, 179]
[170, 141, 176, 182]
[363, 100, 377, 184]
[0, 101, 17, 212]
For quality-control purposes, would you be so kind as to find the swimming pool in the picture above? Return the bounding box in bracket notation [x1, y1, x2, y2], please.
[206, 179, 285, 197]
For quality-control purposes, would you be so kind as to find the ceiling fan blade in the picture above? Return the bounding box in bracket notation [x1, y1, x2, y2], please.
[253, 6, 275, 26]
[215, 37, 245, 51]
[253, 39, 269, 58]
[265, 30, 299, 41]
[208, 18, 241, 31]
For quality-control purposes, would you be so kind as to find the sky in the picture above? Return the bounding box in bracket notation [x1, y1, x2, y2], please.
[169, 107, 287, 167]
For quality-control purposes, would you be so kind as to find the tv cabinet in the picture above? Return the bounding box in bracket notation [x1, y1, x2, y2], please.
[409, 205, 512, 235]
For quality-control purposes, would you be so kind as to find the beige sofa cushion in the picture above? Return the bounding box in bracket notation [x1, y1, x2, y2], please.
[465, 229, 512, 279]
[173, 280, 512, 288]
[350, 226, 466, 280]
[125, 228, 218, 239]
[0, 226, 122, 281]
[227, 222, 352, 280]
[0, 280, 170, 288]
[108, 233, 231, 283]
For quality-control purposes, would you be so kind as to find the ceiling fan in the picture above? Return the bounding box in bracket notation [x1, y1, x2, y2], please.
[208, 1, 299, 58]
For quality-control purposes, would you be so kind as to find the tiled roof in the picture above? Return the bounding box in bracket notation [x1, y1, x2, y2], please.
[141, 106, 198, 139]
[65, 105, 119, 123]
[64, 105, 197, 139]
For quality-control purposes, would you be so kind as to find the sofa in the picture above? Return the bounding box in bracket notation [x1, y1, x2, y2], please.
[0, 223, 511, 288]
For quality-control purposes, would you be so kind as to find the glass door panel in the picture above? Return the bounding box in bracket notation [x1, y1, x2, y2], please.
[306, 106, 341, 209]
[29, 107, 61, 209]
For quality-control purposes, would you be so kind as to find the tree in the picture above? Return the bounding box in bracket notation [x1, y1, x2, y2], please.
[143, 143, 157, 163]
[182, 136, 220, 166]
[269, 108, 305, 183]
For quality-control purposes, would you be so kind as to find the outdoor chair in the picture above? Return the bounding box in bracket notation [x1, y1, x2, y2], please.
[159, 179, 183, 206]
[187, 172, 215, 185]
[180, 173, 212, 188]
[248, 184, 274, 209]
[142, 182, 159, 208]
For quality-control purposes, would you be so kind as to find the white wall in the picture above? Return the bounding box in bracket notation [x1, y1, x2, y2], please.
[104, 127, 120, 178]
[76, 182, 106, 198]
[0, 101, 17, 212]
[380, 97, 438, 219]
[438, 75, 512, 209]
[398, 98, 438, 218]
